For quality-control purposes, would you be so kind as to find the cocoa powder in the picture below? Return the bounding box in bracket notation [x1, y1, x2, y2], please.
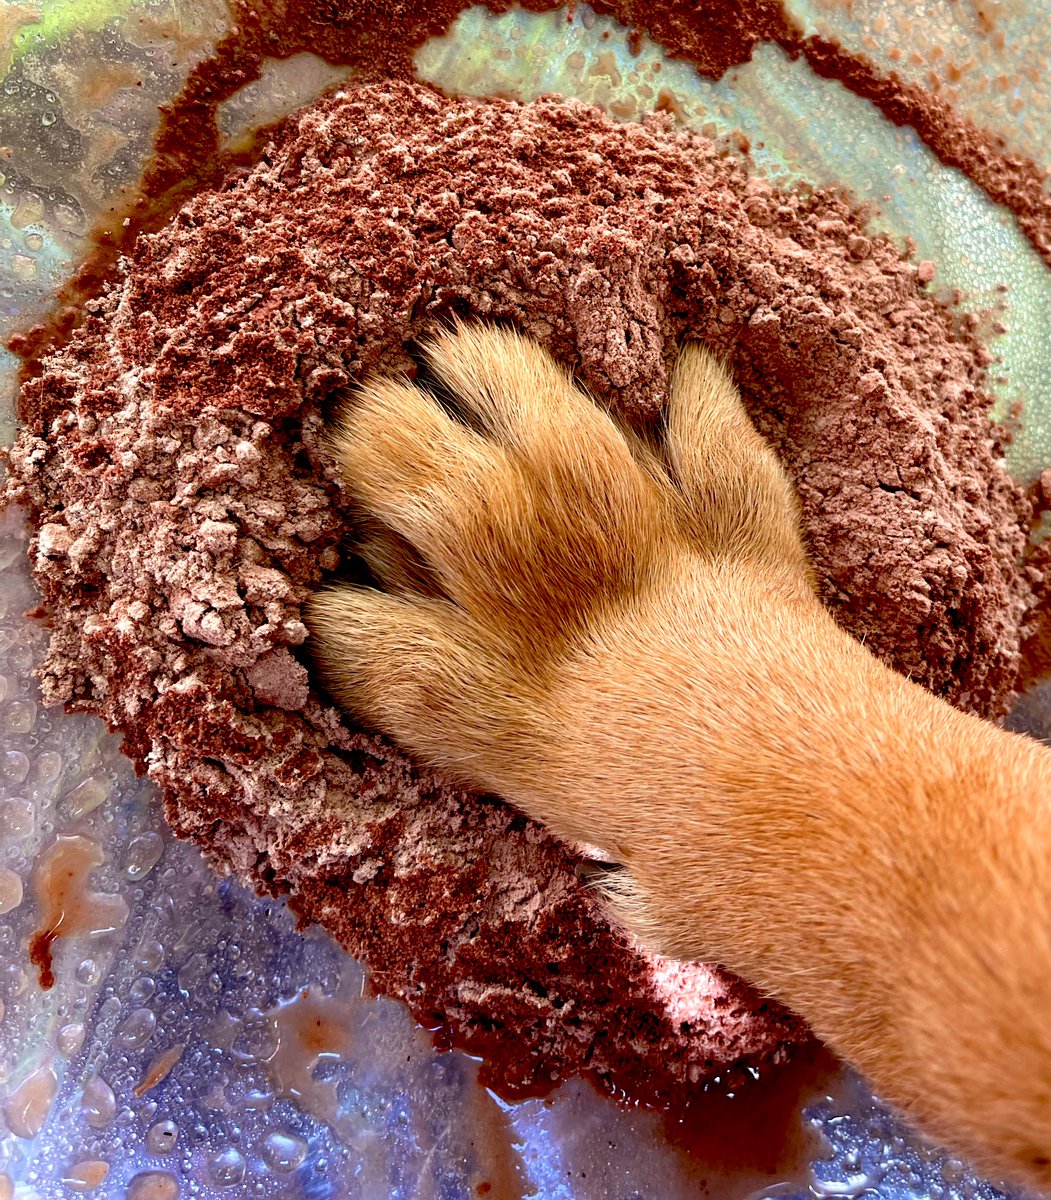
[13, 0, 1050, 387]
[5, 81, 1039, 1096]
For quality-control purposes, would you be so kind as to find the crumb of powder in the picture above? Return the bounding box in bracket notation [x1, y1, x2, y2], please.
[4, 80, 1038, 1096]
[248, 649, 310, 711]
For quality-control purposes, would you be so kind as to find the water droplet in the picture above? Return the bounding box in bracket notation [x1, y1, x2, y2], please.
[126, 1171, 179, 1200]
[0, 868, 23, 914]
[81, 1075, 117, 1129]
[0, 750, 30, 784]
[116, 1007, 157, 1049]
[10, 254, 36, 281]
[76, 959, 100, 985]
[3, 699, 36, 733]
[56, 1023, 86, 1056]
[134, 940, 165, 972]
[4, 1065, 58, 1137]
[129, 976, 156, 1004]
[63, 775, 111, 817]
[940, 1159, 965, 1185]
[232, 1019, 278, 1063]
[53, 202, 81, 231]
[61, 1159, 109, 1192]
[261, 1131, 307, 1174]
[24, 232, 43, 252]
[0, 797, 34, 838]
[36, 749, 62, 780]
[124, 831, 164, 880]
[7, 643, 32, 675]
[145, 1118, 179, 1155]
[208, 1148, 246, 1186]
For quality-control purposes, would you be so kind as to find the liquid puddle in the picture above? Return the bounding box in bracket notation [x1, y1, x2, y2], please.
[656, 1041, 844, 1196]
[27, 835, 129, 988]
[266, 986, 361, 1131]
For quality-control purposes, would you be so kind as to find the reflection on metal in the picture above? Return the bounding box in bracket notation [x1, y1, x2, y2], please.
[785, 0, 1051, 167]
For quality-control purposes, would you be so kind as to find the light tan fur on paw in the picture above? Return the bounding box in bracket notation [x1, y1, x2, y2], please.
[305, 322, 1051, 1192]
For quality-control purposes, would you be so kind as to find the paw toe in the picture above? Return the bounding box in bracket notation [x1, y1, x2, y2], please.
[304, 585, 455, 729]
[304, 585, 506, 788]
[667, 344, 811, 575]
[327, 374, 512, 577]
[422, 321, 635, 468]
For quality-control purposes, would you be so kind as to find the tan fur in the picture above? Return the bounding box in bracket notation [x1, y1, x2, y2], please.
[305, 323, 1051, 1190]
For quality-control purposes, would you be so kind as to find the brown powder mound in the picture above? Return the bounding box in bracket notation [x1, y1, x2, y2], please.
[4, 80, 1037, 1096]
[15, 1, 1049, 385]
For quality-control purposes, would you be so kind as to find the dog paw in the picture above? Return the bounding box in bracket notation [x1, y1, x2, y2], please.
[305, 322, 809, 806]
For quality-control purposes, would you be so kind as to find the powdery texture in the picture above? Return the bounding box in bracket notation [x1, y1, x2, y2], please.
[5, 81, 1037, 1095]
[13, 0, 1049, 390]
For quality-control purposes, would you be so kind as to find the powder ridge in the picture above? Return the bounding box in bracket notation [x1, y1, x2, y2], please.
[5, 80, 1036, 1095]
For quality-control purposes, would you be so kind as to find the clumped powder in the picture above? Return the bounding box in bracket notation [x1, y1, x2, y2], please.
[5, 80, 1038, 1095]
